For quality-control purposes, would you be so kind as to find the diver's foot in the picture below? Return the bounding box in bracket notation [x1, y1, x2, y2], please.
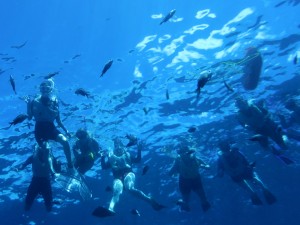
[92, 206, 116, 218]
[176, 199, 190, 212]
[263, 189, 277, 205]
[250, 194, 263, 205]
[150, 198, 166, 211]
[201, 201, 211, 212]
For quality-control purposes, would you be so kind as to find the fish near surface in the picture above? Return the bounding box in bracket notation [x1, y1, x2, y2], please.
[100, 59, 113, 77]
[160, 9, 176, 25]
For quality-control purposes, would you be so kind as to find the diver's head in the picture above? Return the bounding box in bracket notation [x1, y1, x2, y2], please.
[235, 97, 248, 110]
[113, 138, 125, 156]
[76, 128, 89, 140]
[286, 98, 298, 111]
[40, 79, 54, 97]
[218, 139, 232, 153]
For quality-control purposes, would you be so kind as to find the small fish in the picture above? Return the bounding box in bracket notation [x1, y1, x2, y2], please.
[105, 186, 112, 192]
[187, 126, 196, 133]
[72, 54, 81, 60]
[100, 59, 113, 77]
[248, 134, 265, 142]
[11, 41, 27, 49]
[128, 49, 135, 54]
[293, 55, 298, 64]
[75, 88, 91, 98]
[131, 209, 141, 216]
[9, 75, 17, 94]
[160, 9, 176, 25]
[223, 78, 234, 93]
[9, 114, 28, 128]
[143, 107, 149, 115]
[44, 71, 59, 79]
[166, 89, 170, 100]
[142, 165, 149, 175]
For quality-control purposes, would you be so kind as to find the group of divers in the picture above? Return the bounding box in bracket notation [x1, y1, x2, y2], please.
[11, 46, 300, 218]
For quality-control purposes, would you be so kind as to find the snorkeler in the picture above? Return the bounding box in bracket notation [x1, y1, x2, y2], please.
[26, 79, 73, 169]
[15, 142, 58, 211]
[93, 138, 165, 217]
[216, 139, 277, 205]
[73, 128, 100, 174]
[169, 143, 211, 212]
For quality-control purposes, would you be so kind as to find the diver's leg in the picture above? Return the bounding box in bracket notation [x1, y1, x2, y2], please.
[239, 179, 263, 205]
[40, 179, 53, 212]
[125, 172, 164, 211]
[193, 176, 211, 212]
[57, 134, 72, 168]
[178, 176, 191, 211]
[108, 179, 123, 212]
[252, 172, 277, 204]
[125, 172, 151, 203]
[25, 178, 39, 211]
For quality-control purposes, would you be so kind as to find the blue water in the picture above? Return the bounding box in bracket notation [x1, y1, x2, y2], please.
[1, 0, 300, 224]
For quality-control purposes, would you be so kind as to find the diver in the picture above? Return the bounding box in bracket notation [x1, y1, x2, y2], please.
[216, 139, 277, 205]
[93, 138, 165, 217]
[73, 128, 100, 174]
[235, 96, 287, 150]
[15, 142, 59, 211]
[26, 79, 73, 169]
[169, 144, 211, 212]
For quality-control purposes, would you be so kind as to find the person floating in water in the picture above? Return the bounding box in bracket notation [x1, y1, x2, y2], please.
[93, 138, 165, 217]
[73, 128, 100, 174]
[216, 139, 277, 206]
[235, 96, 287, 150]
[26, 79, 73, 169]
[241, 47, 263, 90]
[169, 144, 211, 212]
[15, 142, 59, 211]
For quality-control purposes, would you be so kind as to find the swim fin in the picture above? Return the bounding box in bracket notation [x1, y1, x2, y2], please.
[151, 198, 166, 211]
[263, 189, 277, 205]
[92, 206, 115, 218]
[276, 154, 295, 165]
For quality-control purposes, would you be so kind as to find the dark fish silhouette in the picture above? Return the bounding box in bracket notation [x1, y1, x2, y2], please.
[131, 209, 141, 216]
[9, 114, 28, 128]
[72, 54, 81, 60]
[11, 41, 27, 49]
[223, 78, 234, 93]
[187, 126, 196, 133]
[166, 89, 170, 100]
[92, 206, 115, 218]
[75, 88, 91, 98]
[293, 55, 298, 64]
[100, 59, 113, 77]
[142, 165, 149, 175]
[160, 9, 176, 25]
[9, 75, 17, 94]
[44, 71, 59, 79]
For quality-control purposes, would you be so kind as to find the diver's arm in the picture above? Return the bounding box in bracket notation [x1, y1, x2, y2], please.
[16, 156, 33, 171]
[27, 99, 33, 120]
[131, 141, 142, 163]
[169, 158, 179, 176]
[100, 154, 111, 170]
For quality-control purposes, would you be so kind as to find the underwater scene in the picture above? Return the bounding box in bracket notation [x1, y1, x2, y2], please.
[0, 0, 300, 225]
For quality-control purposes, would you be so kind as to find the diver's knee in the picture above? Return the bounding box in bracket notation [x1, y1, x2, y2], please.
[113, 179, 123, 194]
